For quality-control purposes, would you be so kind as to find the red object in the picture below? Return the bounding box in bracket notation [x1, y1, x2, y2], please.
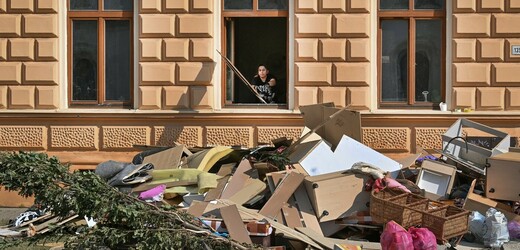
[381, 221, 414, 250]
[408, 227, 437, 250]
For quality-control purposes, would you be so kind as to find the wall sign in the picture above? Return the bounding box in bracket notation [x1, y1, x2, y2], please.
[513, 45, 520, 55]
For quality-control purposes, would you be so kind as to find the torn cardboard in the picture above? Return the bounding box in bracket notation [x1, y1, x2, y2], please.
[463, 179, 520, 223]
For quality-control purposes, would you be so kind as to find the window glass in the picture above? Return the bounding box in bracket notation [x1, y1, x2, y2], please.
[415, 0, 444, 9]
[380, 0, 409, 10]
[381, 20, 408, 102]
[72, 21, 98, 101]
[258, 0, 288, 10]
[224, 0, 253, 10]
[415, 19, 442, 103]
[105, 20, 131, 101]
[70, 0, 98, 10]
[104, 0, 133, 11]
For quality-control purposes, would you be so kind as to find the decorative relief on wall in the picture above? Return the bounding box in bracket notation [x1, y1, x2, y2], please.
[257, 127, 303, 145]
[154, 126, 202, 147]
[50, 126, 97, 149]
[363, 128, 410, 151]
[206, 127, 253, 148]
[0, 126, 45, 149]
[102, 127, 149, 149]
[415, 128, 448, 150]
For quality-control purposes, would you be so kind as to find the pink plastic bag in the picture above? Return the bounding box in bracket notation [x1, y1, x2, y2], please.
[381, 221, 414, 250]
[408, 227, 437, 250]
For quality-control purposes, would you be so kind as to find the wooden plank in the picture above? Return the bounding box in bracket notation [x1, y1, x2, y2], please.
[293, 184, 323, 236]
[220, 159, 253, 199]
[228, 178, 266, 205]
[38, 215, 79, 234]
[12, 212, 52, 229]
[204, 175, 230, 201]
[266, 172, 286, 193]
[187, 201, 209, 217]
[217, 199, 323, 250]
[219, 205, 252, 245]
[259, 172, 305, 218]
[282, 203, 303, 228]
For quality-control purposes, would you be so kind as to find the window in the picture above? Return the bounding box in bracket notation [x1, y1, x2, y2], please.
[68, 0, 133, 107]
[378, 0, 445, 108]
[222, 0, 288, 107]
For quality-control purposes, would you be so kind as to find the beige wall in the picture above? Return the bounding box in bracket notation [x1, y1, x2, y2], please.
[0, 0, 59, 109]
[294, 0, 371, 110]
[452, 0, 520, 110]
[139, 0, 215, 110]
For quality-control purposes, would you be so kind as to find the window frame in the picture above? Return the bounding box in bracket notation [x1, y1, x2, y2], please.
[67, 0, 134, 107]
[220, 0, 289, 108]
[377, 0, 446, 109]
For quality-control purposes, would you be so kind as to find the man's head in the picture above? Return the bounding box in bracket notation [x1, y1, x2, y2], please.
[257, 64, 269, 78]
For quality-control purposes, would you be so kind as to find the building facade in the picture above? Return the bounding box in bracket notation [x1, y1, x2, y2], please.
[0, 0, 520, 178]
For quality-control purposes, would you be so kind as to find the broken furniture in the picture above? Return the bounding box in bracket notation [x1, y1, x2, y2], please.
[436, 118, 510, 176]
[416, 160, 457, 200]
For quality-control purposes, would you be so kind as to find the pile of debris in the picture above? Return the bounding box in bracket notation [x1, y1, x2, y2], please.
[1, 103, 520, 249]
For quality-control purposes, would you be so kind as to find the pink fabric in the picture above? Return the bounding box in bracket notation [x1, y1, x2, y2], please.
[139, 184, 166, 199]
[384, 178, 411, 193]
[409, 227, 437, 250]
[381, 221, 414, 250]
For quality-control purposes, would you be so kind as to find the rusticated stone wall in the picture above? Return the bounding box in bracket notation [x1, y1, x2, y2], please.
[294, 0, 371, 110]
[0, 0, 59, 109]
[138, 0, 214, 110]
[452, 0, 520, 110]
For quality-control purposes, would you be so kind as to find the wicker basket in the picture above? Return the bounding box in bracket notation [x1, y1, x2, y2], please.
[420, 205, 471, 241]
[370, 189, 429, 228]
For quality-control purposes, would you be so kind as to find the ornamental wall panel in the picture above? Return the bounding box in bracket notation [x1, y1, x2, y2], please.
[140, 38, 162, 61]
[50, 126, 98, 149]
[453, 14, 491, 37]
[347, 38, 370, 62]
[363, 128, 410, 152]
[453, 63, 491, 86]
[163, 86, 189, 109]
[415, 128, 448, 150]
[24, 62, 58, 84]
[140, 14, 175, 37]
[295, 14, 332, 37]
[295, 62, 332, 85]
[206, 126, 254, 148]
[333, 14, 369, 38]
[0, 85, 6, 108]
[35, 38, 58, 61]
[35, 0, 58, 13]
[453, 0, 476, 12]
[257, 127, 303, 145]
[346, 87, 369, 110]
[177, 14, 213, 37]
[493, 63, 520, 84]
[139, 86, 162, 110]
[506, 88, 520, 110]
[453, 39, 476, 62]
[102, 127, 150, 149]
[35, 85, 58, 109]
[334, 62, 369, 86]
[154, 126, 202, 147]
[494, 14, 520, 36]
[452, 87, 476, 109]
[190, 86, 213, 109]
[295, 39, 319, 61]
[8, 38, 34, 60]
[0, 62, 21, 84]
[0, 126, 46, 149]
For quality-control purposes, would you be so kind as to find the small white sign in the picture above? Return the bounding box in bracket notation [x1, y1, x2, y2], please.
[513, 45, 520, 55]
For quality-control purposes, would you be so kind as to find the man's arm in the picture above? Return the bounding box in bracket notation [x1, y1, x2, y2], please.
[268, 77, 276, 87]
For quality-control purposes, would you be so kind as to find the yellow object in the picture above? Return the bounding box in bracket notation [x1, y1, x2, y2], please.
[184, 146, 233, 172]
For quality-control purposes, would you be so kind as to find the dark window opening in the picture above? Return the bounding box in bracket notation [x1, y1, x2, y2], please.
[224, 17, 287, 105]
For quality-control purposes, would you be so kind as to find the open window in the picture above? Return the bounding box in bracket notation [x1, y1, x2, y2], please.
[221, 0, 288, 107]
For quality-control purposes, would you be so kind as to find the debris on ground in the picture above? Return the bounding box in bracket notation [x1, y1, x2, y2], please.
[1, 103, 519, 249]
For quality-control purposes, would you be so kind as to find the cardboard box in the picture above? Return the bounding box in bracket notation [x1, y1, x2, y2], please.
[303, 171, 371, 222]
[288, 135, 401, 177]
[416, 160, 457, 200]
[463, 179, 520, 223]
[486, 152, 520, 201]
[141, 145, 190, 170]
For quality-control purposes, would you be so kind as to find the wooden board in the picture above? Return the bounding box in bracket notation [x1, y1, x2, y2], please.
[293, 184, 323, 236]
[282, 203, 303, 228]
[259, 172, 304, 218]
[220, 159, 253, 199]
[219, 205, 252, 245]
[187, 201, 209, 217]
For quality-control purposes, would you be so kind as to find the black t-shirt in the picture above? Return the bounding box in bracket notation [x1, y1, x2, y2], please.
[251, 74, 276, 103]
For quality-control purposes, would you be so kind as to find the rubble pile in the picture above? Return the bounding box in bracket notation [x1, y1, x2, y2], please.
[1, 103, 520, 249]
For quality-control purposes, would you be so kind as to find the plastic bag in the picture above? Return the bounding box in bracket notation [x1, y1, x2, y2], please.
[468, 211, 486, 242]
[408, 227, 437, 250]
[508, 221, 520, 239]
[381, 220, 414, 250]
[483, 208, 510, 248]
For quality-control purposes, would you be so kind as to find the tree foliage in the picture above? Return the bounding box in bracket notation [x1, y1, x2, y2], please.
[0, 151, 253, 249]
